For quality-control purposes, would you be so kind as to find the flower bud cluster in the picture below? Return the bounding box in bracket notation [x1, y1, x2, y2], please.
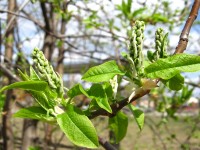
[32, 48, 63, 94]
[154, 28, 168, 60]
[128, 20, 145, 74]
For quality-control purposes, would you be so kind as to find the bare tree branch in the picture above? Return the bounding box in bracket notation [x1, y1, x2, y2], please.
[2, 0, 30, 39]
[0, 64, 20, 82]
[175, 0, 200, 54]
[98, 136, 117, 150]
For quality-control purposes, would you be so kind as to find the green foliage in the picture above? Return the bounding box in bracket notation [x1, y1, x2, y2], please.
[109, 111, 128, 143]
[0, 94, 5, 117]
[87, 84, 112, 113]
[13, 106, 55, 123]
[82, 60, 124, 82]
[128, 105, 144, 130]
[156, 85, 194, 118]
[67, 84, 88, 99]
[145, 54, 200, 80]
[56, 104, 99, 148]
[161, 74, 184, 91]
[28, 146, 40, 150]
[0, 81, 48, 93]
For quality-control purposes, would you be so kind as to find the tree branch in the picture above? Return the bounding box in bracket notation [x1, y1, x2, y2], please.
[174, 0, 200, 54]
[0, 64, 20, 82]
[98, 136, 117, 150]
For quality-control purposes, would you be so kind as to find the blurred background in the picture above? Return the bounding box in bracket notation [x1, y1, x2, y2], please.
[0, 0, 200, 150]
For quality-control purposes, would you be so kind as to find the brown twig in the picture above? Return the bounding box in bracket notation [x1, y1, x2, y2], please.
[98, 136, 117, 150]
[0, 64, 20, 81]
[174, 0, 200, 54]
[89, 89, 150, 119]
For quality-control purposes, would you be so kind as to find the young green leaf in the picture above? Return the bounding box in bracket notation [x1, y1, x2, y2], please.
[29, 66, 40, 81]
[145, 54, 200, 80]
[56, 104, 99, 148]
[88, 84, 112, 113]
[128, 104, 144, 130]
[0, 81, 48, 93]
[161, 73, 184, 91]
[13, 106, 55, 123]
[82, 60, 124, 82]
[109, 111, 128, 143]
[18, 69, 30, 81]
[67, 84, 88, 98]
[30, 91, 53, 110]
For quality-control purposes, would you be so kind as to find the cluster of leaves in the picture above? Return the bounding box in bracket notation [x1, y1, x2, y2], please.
[155, 85, 194, 119]
[1, 21, 200, 148]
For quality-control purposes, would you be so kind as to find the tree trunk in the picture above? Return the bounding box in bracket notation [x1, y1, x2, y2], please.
[21, 119, 38, 150]
[56, 1, 68, 75]
[2, 0, 16, 149]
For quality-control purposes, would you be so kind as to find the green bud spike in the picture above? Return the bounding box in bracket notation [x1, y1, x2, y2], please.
[153, 28, 168, 60]
[32, 48, 64, 96]
[128, 20, 145, 76]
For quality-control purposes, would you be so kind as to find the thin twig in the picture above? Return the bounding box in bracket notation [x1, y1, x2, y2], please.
[0, 64, 20, 81]
[2, 0, 30, 39]
[175, 0, 200, 54]
[98, 136, 117, 150]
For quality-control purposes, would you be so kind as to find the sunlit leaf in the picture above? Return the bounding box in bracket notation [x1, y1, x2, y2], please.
[82, 61, 124, 82]
[109, 111, 128, 143]
[56, 105, 99, 148]
[145, 54, 200, 80]
[128, 104, 144, 130]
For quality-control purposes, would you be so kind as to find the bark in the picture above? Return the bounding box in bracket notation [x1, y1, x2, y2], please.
[40, 2, 56, 61]
[2, 0, 16, 150]
[40, 2, 57, 149]
[21, 119, 38, 150]
[56, 6, 67, 75]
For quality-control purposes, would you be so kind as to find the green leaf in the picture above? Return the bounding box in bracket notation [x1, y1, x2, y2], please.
[0, 81, 48, 93]
[13, 106, 55, 123]
[67, 84, 88, 98]
[109, 111, 128, 143]
[147, 50, 154, 62]
[144, 54, 200, 80]
[132, 7, 146, 17]
[88, 84, 112, 113]
[56, 105, 99, 148]
[181, 86, 194, 100]
[29, 91, 52, 110]
[152, 13, 169, 23]
[30, 67, 40, 80]
[128, 104, 144, 130]
[103, 82, 113, 99]
[82, 60, 124, 82]
[18, 69, 30, 81]
[162, 73, 184, 91]
[0, 94, 5, 116]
